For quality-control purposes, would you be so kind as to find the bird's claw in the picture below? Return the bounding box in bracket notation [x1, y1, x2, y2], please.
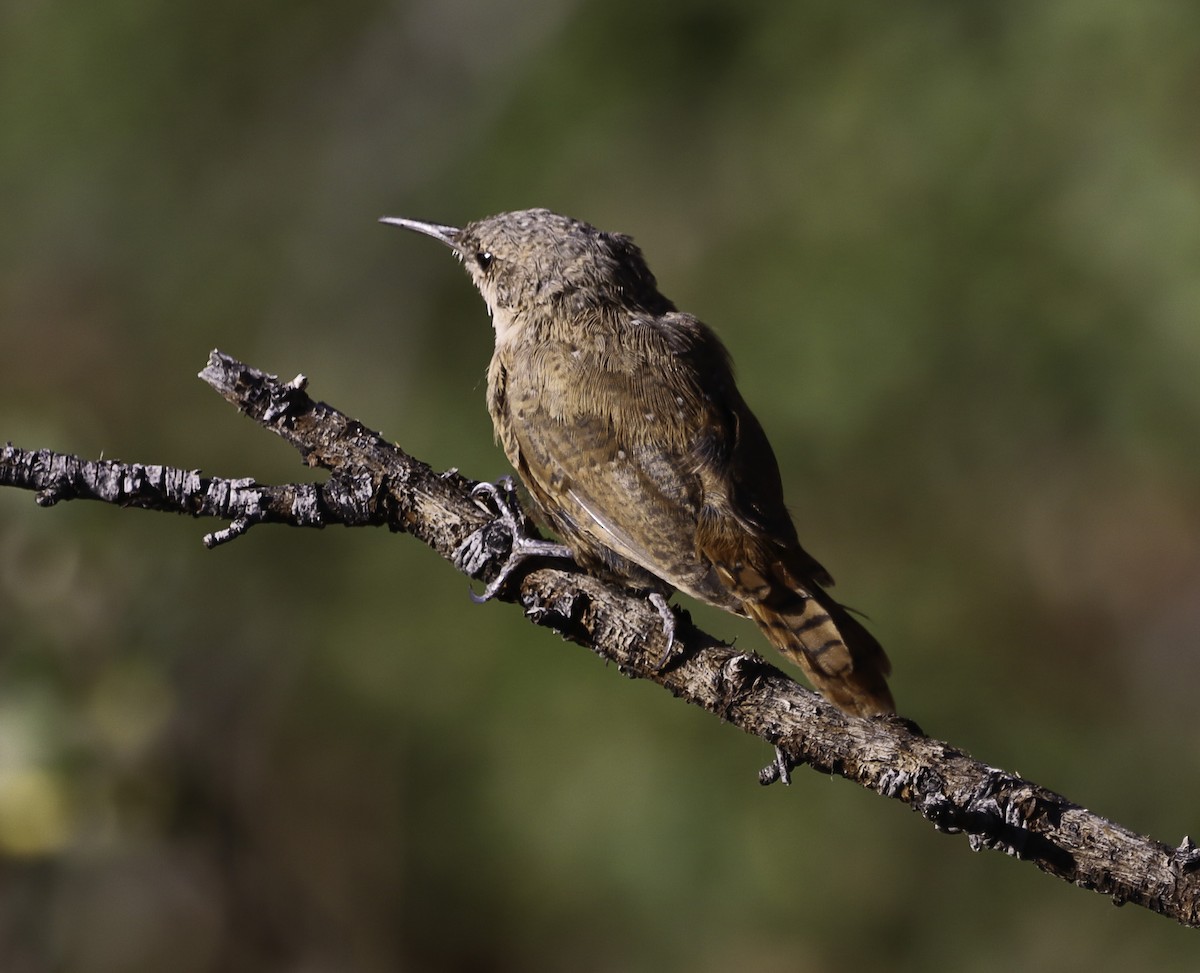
[453, 477, 573, 601]
[649, 592, 679, 668]
[469, 476, 521, 528]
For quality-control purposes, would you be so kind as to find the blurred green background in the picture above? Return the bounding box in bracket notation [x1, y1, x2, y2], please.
[3, 0, 1200, 969]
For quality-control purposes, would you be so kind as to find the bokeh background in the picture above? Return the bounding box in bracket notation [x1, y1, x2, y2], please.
[3, 1, 1200, 969]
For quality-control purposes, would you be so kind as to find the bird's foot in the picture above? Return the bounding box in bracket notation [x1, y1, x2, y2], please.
[453, 477, 573, 602]
[648, 591, 679, 668]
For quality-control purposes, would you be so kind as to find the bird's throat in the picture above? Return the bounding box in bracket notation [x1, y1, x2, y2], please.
[488, 304, 523, 346]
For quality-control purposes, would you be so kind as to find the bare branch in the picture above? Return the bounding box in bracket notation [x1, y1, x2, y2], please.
[0, 445, 372, 545]
[2, 349, 1198, 928]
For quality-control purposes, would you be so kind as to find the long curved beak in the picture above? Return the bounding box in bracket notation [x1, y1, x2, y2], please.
[379, 216, 462, 252]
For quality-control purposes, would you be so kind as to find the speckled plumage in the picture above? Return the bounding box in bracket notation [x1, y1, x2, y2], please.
[385, 209, 894, 717]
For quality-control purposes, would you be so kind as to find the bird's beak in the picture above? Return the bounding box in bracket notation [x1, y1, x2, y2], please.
[379, 216, 462, 252]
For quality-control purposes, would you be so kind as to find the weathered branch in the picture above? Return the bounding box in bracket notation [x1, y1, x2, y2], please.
[3, 349, 1198, 928]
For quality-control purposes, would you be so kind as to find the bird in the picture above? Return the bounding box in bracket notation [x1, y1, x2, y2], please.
[381, 208, 894, 717]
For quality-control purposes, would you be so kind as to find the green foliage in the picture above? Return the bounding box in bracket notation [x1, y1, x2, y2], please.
[3, 1, 1199, 968]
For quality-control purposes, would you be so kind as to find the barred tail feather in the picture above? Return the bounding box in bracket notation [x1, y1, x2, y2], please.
[745, 591, 894, 718]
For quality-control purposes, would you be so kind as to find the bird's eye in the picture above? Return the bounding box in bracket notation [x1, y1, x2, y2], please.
[475, 251, 494, 271]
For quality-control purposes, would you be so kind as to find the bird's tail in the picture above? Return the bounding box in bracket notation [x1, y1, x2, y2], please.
[744, 586, 894, 718]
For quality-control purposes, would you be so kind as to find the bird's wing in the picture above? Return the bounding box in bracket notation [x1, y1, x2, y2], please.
[490, 313, 746, 605]
[510, 404, 736, 606]
[492, 311, 830, 604]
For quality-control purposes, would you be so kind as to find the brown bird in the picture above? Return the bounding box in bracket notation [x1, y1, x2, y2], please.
[382, 209, 894, 717]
